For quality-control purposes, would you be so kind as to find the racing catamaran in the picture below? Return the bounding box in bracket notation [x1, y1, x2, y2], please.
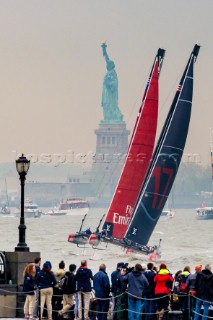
[122, 43, 200, 253]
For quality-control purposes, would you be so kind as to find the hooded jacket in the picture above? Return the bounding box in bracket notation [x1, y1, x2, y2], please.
[154, 268, 174, 295]
[111, 269, 121, 294]
[179, 270, 190, 293]
[126, 270, 149, 298]
[76, 266, 93, 292]
[195, 269, 213, 300]
[144, 269, 156, 297]
[54, 268, 66, 288]
[36, 270, 57, 289]
[186, 272, 199, 291]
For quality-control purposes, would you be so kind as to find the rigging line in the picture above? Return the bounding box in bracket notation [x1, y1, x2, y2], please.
[158, 68, 184, 117]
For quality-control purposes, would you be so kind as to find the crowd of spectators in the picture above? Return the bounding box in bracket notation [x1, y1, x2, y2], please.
[22, 257, 213, 320]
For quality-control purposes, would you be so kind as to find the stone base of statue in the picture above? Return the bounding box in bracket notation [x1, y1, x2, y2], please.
[0, 251, 40, 318]
[91, 122, 130, 203]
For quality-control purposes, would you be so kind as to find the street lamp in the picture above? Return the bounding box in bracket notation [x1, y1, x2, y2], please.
[15, 154, 30, 252]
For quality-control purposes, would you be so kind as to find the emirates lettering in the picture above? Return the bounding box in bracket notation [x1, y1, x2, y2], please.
[113, 212, 131, 225]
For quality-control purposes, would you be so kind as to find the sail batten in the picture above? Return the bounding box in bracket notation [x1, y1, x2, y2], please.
[124, 44, 200, 247]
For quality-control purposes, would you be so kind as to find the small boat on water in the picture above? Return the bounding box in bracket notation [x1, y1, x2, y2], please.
[16, 199, 42, 218]
[195, 129, 213, 220]
[0, 205, 11, 215]
[196, 207, 213, 220]
[46, 198, 90, 216]
[161, 209, 175, 218]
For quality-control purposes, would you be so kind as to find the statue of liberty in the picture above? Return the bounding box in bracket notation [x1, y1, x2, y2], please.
[101, 42, 123, 123]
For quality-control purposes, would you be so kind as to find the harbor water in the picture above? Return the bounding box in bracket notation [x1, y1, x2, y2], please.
[0, 208, 212, 276]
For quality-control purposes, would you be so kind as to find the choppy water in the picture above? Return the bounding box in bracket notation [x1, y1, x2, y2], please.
[0, 208, 212, 276]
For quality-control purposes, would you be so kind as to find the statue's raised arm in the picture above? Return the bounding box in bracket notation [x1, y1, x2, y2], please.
[101, 42, 123, 124]
[101, 42, 110, 62]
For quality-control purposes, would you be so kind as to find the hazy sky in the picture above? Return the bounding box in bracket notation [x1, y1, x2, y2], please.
[0, 0, 212, 167]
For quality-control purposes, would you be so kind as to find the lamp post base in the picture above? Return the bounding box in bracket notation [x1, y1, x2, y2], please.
[15, 246, 30, 252]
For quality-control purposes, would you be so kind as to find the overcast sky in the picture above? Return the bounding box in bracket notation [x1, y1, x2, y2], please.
[0, 0, 212, 167]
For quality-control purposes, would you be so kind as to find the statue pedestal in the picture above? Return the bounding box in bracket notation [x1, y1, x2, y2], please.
[91, 122, 130, 202]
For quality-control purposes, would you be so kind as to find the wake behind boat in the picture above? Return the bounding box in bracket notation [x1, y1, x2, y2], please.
[47, 198, 90, 216]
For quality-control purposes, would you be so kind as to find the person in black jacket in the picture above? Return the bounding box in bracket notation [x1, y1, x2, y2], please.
[110, 262, 125, 319]
[76, 260, 93, 320]
[58, 264, 77, 319]
[194, 264, 213, 320]
[23, 263, 36, 319]
[143, 263, 157, 320]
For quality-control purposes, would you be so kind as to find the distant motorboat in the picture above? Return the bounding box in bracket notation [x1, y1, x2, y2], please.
[46, 198, 90, 216]
[196, 129, 213, 220]
[196, 207, 213, 220]
[16, 199, 42, 218]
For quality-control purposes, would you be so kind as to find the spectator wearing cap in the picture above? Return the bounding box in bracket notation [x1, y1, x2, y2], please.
[194, 264, 213, 320]
[110, 262, 125, 319]
[36, 261, 57, 320]
[186, 265, 202, 319]
[58, 264, 77, 319]
[154, 263, 174, 320]
[143, 263, 157, 320]
[125, 263, 149, 320]
[76, 259, 93, 320]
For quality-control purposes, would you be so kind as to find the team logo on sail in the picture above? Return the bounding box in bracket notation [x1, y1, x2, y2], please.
[113, 205, 133, 225]
[106, 224, 111, 232]
[132, 227, 138, 235]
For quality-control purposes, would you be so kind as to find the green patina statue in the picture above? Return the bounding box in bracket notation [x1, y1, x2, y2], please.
[101, 42, 123, 124]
